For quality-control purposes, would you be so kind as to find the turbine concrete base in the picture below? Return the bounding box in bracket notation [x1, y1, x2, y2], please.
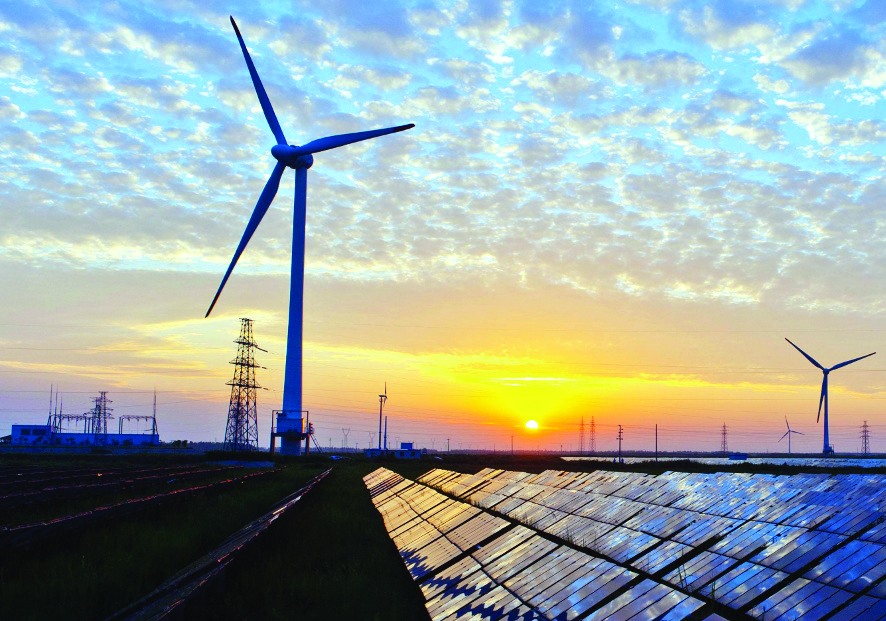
[272, 410, 309, 456]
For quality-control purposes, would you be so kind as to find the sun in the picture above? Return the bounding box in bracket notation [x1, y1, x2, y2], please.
[525, 420, 539, 429]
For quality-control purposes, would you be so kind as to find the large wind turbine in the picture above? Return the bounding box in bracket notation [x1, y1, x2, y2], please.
[778, 417, 803, 454]
[205, 17, 414, 455]
[785, 338, 875, 455]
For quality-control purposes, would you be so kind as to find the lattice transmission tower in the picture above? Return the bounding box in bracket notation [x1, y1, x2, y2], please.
[89, 392, 113, 445]
[589, 417, 596, 453]
[862, 421, 871, 455]
[579, 416, 585, 454]
[721, 423, 728, 453]
[224, 318, 264, 451]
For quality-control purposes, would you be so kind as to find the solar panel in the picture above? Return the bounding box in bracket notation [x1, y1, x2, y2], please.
[369, 466, 886, 620]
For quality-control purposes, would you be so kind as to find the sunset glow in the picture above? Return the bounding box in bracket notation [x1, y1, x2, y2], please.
[525, 420, 539, 430]
[1, 1, 885, 455]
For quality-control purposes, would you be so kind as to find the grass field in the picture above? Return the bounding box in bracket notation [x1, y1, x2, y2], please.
[198, 458, 433, 621]
[0, 457, 324, 620]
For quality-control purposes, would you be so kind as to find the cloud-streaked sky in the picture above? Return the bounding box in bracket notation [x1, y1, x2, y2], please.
[2, 0, 886, 453]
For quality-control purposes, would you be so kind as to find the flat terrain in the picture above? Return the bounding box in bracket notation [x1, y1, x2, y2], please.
[3, 451, 885, 620]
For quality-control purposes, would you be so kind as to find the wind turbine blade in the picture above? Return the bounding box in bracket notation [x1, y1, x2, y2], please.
[830, 351, 876, 371]
[793, 430, 805, 435]
[230, 17, 287, 146]
[785, 416, 790, 432]
[205, 160, 286, 317]
[817, 374, 827, 423]
[294, 124, 414, 156]
[779, 431, 789, 442]
[785, 338, 824, 370]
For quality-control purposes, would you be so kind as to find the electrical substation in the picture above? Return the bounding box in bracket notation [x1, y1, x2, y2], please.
[5, 389, 160, 448]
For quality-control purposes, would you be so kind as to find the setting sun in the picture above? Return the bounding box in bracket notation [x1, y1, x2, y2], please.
[525, 420, 539, 429]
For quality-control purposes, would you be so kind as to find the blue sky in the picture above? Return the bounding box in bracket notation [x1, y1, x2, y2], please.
[2, 0, 886, 453]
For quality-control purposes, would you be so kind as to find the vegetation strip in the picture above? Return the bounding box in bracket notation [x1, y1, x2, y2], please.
[106, 467, 332, 621]
[0, 467, 278, 549]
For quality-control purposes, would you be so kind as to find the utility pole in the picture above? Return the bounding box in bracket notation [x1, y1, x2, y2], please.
[579, 416, 585, 454]
[447, 438, 450, 453]
[616, 425, 623, 463]
[862, 421, 871, 455]
[377, 383, 387, 450]
[511, 434, 514, 455]
[655, 424, 658, 462]
[590, 417, 597, 454]
[152, 388, 159, 437]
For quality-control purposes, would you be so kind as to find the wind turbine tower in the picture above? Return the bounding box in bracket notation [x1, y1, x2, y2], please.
[204, 18, 414, 456]
[785, 338, 875, 455]
[779, 417, 803, 454]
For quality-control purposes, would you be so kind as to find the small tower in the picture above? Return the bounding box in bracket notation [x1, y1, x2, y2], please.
[224, 318, 263, 451]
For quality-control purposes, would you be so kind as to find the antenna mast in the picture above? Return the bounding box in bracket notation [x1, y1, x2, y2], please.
[721, 423, 728, 454]
[224, 318, 261, 451]
[589, 417, 596, 454]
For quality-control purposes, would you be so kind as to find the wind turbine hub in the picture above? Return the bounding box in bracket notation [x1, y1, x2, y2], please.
[270, 144, 314, 169]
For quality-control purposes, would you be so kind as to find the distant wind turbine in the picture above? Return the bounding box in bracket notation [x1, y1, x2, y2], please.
[205, 18, 414, 455]
[785, 338, 875, 455]
[778, 417, 803, 454]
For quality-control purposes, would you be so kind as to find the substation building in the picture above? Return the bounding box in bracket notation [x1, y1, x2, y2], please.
[8, 424, 159, 447]
[365, 442, 423, 459]
[2, 390, 160, 448]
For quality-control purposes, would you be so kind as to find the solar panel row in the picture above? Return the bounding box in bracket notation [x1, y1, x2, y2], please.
[365, 468, 708, 621]
[416, 467, 886, 620]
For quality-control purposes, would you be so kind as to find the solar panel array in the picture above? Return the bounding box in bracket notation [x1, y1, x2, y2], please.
[365, 468, 711, 620]
[409, 467, 886, 620]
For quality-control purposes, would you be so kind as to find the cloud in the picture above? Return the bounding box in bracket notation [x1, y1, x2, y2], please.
[0, 51, 22, 77]
[319, 0, 426, 58]
[753, 74, 790, 94]
[782, 101, 886, 146]
[511, 70, 600, 106]
[606, 51, 707, 89]
[679, 1, 775, 49]
[0, 96, 23, 120]
[709, 90, 757, 115]
[267, 15, 332, 61]
[780, 28, 884, 86]
[429, 58, 495, 85]
[332, 65, 413, 93]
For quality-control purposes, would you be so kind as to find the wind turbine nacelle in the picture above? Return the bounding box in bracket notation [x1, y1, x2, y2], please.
[271, 144, 314, 169]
